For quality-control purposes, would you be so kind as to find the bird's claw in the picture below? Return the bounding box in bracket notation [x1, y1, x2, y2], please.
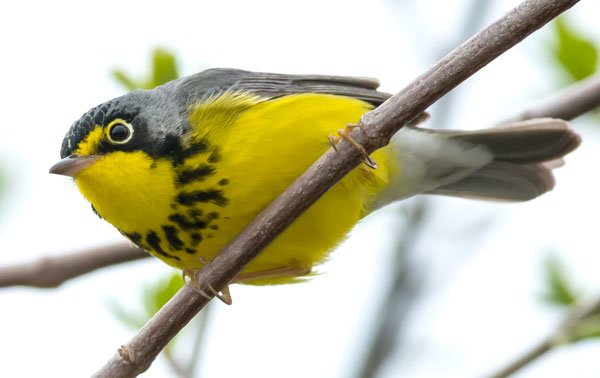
[182, 268, 233, 305]
[328, 123, 377, 169]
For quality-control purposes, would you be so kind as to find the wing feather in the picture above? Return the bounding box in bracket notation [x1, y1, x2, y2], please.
[174, 68, 391, 107]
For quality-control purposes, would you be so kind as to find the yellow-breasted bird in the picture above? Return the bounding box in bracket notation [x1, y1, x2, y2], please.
[50, 68, 580, 286]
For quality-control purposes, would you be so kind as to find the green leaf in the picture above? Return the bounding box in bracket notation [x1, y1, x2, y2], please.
[111, 48, 180, 91]
[541, 254, 580, 307]
[142, 272, 184, 354]
[142, 271, 184, 318]
[150, 48, 179, 88]
[551, 17, 598, 83]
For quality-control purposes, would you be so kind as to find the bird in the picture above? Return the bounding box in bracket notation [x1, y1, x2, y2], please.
[50, 68, 580, 290]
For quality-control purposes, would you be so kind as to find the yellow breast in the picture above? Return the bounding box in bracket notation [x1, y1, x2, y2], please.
[74, 92, 394, 284]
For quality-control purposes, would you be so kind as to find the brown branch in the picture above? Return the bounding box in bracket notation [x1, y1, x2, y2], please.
[488, 298, 600, 378]
[0, 243, 147, 288]
[502, 74, 600, 123]
[91, 1, 580, 377]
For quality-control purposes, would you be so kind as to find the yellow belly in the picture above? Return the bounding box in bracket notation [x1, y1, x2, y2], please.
[74, 93, 394, 284]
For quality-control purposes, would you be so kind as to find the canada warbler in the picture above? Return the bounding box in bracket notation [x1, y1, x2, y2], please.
[50, 68, 580, 285]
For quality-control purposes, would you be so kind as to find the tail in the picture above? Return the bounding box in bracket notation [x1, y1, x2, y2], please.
[373, 118, 580, 208]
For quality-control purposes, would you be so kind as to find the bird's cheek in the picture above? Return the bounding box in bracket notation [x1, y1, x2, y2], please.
[74, 151, 177, 229]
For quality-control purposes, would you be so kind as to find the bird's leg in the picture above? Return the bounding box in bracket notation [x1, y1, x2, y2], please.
[328, 123, 378, 169]
[182, 269, 233, 305]
[233, 266, 311, 284]
[182, 269, 210, 299]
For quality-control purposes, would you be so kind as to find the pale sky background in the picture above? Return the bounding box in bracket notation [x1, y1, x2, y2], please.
[0, 0, 599, 377]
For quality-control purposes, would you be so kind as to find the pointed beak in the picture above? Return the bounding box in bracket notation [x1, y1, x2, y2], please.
[49, 155, 100, 177]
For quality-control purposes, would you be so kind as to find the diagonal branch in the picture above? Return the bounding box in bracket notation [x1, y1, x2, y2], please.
[502, 74, 600, 123]
[0, 243, 147, 288]
[91, 1, 580, 377]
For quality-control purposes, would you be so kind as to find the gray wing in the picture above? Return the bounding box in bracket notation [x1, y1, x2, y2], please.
[173, 68, 391, 106]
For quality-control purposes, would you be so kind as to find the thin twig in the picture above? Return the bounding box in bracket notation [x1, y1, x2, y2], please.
[488, 298, 600, 378]
[91, 1, 580, 377]
[0, 243, 147, 288]
[501, 74, 600, 123]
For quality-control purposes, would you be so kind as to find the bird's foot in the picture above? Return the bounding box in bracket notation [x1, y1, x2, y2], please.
[329, 123, 377, 169]
[182, 268, 233, 305]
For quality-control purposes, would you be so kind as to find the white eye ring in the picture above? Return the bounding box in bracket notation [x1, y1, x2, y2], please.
[106, 119, 134, 144]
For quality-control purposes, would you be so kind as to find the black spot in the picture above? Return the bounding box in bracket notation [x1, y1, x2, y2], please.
[177, 164, 215, 185]
[207, 212, 220, 220]
[160, 134, 185, 158]
[209, 225, 218, 230]
[176, 189, 229, 207]
[185, 248, 197, 254]
[218, 178, 229, 186]
[208, 147, 221, 163]
[124, 231, 140, 243]
[146, 231, 181, 261]
[207, 233, 214, 238]
[172, 139, 210, 166]
[150, 162, 158, 169]
[169, 213, 207, 230]
[188, 209, 203, 217]
[123, 231, 147, 250]
[191, 233, 203, 246]
[162, 225, 184, 251]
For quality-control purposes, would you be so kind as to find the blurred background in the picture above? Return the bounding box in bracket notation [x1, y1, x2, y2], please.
[0, 0, 599, 377]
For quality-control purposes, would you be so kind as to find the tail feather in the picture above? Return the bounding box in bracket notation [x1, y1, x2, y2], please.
[374, 118, 580, 207]
[428, 161, 555, 201]
[426, 118, 579, 202]
[441, 118, 580, 163]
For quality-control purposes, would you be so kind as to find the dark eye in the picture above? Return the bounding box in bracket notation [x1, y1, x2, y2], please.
[107, 120, 134, 144]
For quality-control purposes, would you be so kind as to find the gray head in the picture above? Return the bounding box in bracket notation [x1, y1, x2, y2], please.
[59, 85, 189, 160]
